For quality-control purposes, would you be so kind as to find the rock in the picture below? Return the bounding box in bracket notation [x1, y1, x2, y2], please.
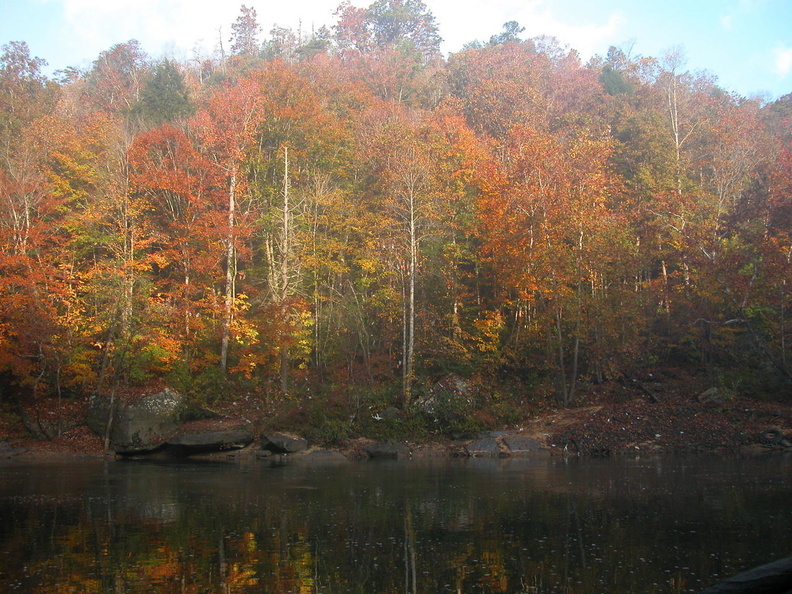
[363, 441, 411, 459]
[374, 406, 402, 421]
[698, 387, 733, 404]
[165, 426, 254, 455]
[87, 388, 185, 454]
[414, 374, 476, 419]
[261, 432, 308, 453]
[439, 374, 475, 397]
[465, 437, 501, 457]
[698, 556, 792, 594]
[478, 430, 509, 439]
[299, 450, 349, 464]
[503, 435, 549, 457]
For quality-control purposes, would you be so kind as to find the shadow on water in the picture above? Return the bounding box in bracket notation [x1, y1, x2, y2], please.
[0, 454, 790, 593]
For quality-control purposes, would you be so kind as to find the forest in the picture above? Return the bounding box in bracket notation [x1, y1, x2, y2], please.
[1, 1, 790, 436]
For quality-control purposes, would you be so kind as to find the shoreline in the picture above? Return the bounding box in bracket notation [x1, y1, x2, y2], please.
[3, 394, 790, 464]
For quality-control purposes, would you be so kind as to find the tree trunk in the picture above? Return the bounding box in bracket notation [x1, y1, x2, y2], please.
[220, 168, 237, 373]
[555, 309, 568, 404]
[279, 146, 291, 393]
[403, 187, 417, 409]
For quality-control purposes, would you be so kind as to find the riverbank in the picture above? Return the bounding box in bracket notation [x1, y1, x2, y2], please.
[2, 384, 791, 462]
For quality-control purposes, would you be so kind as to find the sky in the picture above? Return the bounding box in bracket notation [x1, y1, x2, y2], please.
[1, 0, 790, 101]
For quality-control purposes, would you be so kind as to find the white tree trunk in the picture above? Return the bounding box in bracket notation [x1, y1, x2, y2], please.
[220, 168, 237, 373]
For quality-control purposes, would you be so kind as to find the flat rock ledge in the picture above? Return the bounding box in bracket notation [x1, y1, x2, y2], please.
[465, 432, 551, 458]
[261, 432, 309, 454]
[165, 426, 255, 456]
[363, 441, 411, 460]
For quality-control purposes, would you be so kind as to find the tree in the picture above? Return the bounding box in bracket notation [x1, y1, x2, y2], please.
[351, 102, 473, 405]
[367, 0, 442, 61]
[0, 116, 72, 404]
[128, 124, 218, 358]
[334, 0, 442, 62]
[0, 42, 58, 257]
[447, 41, 544, 138]
[488, 21, 525, 46]
[0, 44, 70, 404]
[476, 124, 628, 405]
[230, 5, 262, 57]
[0, 41, 56, 142]
[132, 60, 192, 126]
[192, 77, 262, 373]
[85, 40, 149, 116]
[261, 26, 300, 63]
[600, 46, 635, 96]
[242, 61, 353, 390]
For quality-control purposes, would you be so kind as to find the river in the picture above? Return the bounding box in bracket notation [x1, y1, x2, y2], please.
[1, 453, 790, 593]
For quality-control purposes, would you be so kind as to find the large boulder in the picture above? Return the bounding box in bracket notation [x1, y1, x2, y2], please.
[87, 388, 185, 454]
[363, 441, 411, 460]
[502, 435, 550, 457]
[165, 424, 254, 456]
[261, 432, 308, 454]
[465, 437, 501, 457]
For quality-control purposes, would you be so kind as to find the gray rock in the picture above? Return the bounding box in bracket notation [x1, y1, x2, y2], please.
[698, 387, 733, 404]
[166, 426, 254, 454]
[414, 374, 476, 419]
[261, 432, 308, 453]
[378, 406, 402, 421]
[478, 430, 509, 439]
[503, 436, 549, 457]
[87, 388, 185, 454]
[465, 437, 501, 457]
[364, 441, 411, 459]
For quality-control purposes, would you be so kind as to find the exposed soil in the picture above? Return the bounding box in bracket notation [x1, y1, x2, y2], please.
[2, 378, 791, 462]
[544, 397, 792, 456]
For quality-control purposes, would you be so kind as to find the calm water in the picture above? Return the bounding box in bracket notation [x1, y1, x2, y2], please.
[0, 454, 790, 593]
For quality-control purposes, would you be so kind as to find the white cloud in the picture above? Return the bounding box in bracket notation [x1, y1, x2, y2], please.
[719, 14, 734, 31]
[773, 46, 792, 77]
[433, 0, 625, 57]
[528, 8, 626, 59]
[48, 0, 628, 64]
[55, 0, 338, 65]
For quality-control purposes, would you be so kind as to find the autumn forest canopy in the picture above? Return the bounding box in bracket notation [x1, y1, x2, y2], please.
[1, 1, 790, 418]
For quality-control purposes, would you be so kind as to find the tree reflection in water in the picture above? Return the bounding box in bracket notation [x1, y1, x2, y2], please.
[0, 455, 790, 593]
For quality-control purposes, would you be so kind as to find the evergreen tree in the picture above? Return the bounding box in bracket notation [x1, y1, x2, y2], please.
[230, 5, 262, 56]
[133, 59, 192, 126]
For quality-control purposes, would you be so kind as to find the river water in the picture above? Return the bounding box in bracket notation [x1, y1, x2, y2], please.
[0, 453, 790, 593]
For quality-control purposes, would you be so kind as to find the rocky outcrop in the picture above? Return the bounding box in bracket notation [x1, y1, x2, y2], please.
[414, 374, 476, 421]
[465, 436, 501, 457]
[86, 389, 254, 457]
[502, 435, 550, 457]
[363, 441, 411, 459]
[465, 432, 551, 457]
[261, 432, 308, 454]
[165, 425, 254, 456]
[87, 388, 184, 454]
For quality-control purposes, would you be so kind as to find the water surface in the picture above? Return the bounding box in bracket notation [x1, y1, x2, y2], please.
[1, 454, 790, 592]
